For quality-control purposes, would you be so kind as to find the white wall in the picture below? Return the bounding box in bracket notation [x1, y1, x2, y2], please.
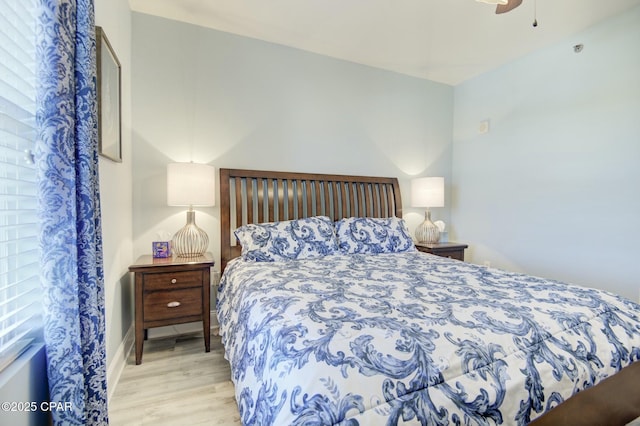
[452, 6, 640, 301]
[95, 0, 134, 398]
[131, 13, 454, 269]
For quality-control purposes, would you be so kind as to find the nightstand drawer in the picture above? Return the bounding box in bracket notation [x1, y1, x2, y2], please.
[143, 288, 202, 322]
[415, 242, 468, 261]
[437, 250, 464, 261]
[144, 270, 203, 291]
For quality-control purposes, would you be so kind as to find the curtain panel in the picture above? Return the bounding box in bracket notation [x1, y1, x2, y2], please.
[35, 0, 108, 424]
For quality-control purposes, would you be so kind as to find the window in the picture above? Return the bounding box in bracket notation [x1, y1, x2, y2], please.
[0, 0, 41, 372]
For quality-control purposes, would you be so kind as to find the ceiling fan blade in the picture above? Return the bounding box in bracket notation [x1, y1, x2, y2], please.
[496, 0, 523, 14]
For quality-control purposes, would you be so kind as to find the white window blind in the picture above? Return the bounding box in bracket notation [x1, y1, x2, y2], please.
[0, 0, 41, 372]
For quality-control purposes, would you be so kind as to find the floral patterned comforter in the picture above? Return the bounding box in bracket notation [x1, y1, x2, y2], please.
[217, 252, 640, 425]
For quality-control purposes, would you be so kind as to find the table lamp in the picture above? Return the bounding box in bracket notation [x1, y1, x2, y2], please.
[167, 162, 215, 257]
[411, 177, 444, 244]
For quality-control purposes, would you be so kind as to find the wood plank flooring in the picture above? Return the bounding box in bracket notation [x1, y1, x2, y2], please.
[109, 332, 241, 426]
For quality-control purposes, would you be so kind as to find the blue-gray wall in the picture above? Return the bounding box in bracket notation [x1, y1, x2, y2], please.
[131, 13, 455, 263]
[95, 0, 134, 399]
[452, 5, 640, 301]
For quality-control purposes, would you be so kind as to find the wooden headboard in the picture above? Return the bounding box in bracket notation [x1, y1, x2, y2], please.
[220, 168, 402, 271]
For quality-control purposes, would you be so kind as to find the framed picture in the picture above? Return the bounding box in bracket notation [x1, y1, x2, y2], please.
[96, 26, 122, 162]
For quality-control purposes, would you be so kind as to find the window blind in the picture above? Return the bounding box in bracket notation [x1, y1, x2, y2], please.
[0, 0, 41, 372]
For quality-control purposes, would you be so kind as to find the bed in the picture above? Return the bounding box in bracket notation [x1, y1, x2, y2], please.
[216, 168, 640, 426]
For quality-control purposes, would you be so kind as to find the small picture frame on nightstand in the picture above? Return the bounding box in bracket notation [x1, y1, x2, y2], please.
[152, 241, 171, 258]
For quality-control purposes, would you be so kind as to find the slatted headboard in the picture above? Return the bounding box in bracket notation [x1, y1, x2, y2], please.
[219, 168, 402, 271]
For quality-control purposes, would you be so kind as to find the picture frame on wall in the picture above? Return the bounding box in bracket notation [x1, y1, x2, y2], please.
[96, 26, 122, 162]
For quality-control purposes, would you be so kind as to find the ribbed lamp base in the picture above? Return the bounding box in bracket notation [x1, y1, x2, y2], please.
[415, 210, 440, 244]
[172, 210, 209, 257]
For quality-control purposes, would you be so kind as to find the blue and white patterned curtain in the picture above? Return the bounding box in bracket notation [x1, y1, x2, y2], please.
[35, 0, 109, 424]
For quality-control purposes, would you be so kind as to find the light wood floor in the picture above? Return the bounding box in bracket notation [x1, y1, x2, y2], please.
[109, 332, 242, 426]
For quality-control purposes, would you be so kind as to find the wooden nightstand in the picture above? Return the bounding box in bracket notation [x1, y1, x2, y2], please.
[415, 242, 468, 261]
[129, 253, 214, 365]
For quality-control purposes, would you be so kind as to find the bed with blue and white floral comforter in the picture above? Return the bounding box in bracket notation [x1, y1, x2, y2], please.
[217, 251, 640, 425]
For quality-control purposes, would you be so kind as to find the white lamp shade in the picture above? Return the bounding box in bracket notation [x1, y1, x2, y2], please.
[167, 163, 215, 206]
[411, 177, 444, 208]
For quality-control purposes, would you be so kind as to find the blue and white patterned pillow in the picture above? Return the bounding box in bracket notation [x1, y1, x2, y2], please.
[235, 216, 338, 262]
[335, 217, 416, 254]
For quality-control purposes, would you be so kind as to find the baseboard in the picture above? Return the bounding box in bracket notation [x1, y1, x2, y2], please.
[107, 323, 134, 401]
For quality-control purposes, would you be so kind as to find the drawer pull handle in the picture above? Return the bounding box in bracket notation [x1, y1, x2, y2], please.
[167, 301, 181, 308]
[171, 278, 177, 284]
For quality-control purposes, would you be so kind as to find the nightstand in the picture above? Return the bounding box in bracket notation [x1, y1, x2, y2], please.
[129, 253, 214, 365]
[415, 242, 468, 261]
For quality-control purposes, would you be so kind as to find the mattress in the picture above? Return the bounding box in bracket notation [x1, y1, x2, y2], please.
[217, 251, 640, 425]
